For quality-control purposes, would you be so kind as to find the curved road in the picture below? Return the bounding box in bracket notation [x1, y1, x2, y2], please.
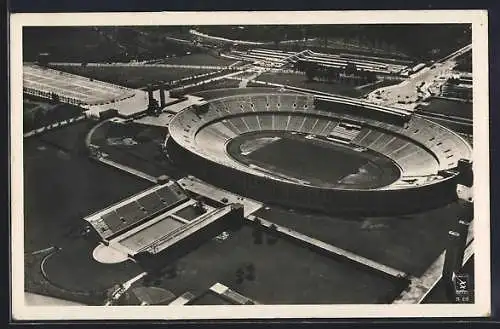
[365, 44, 472, 111]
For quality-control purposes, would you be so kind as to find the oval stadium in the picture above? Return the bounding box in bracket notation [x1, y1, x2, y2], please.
[21, 24, 478, 309]
[167, 88, 472, 215]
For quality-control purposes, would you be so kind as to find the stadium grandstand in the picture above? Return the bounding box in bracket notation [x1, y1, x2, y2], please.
[166, 88, 472, 214]
[224, 48, 410, 74]
[23, 64, 184, 118]
[22, 25, 476, 309]
[23, 64, 136, 106]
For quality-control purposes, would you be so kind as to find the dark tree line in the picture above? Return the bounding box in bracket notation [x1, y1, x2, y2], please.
[23, 26, 202, 63]
[197, 24, 471, 61]
[454, 52, 472, 73]
[23, 25, 471, 64]
[293, 60, 378, 85]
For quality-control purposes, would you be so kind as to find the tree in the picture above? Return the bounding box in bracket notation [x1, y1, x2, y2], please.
[305, 62, 320, 82]
[51, 92, 60, 104]
[245, 263, 256, 281]
[252, 226, 263, 245]
[166, 264, 177, 279]
[235, 268, 244, 284]
[33, 108, 46, 127]
[345, 62, 357, 76]
[325, 67, 340, 82]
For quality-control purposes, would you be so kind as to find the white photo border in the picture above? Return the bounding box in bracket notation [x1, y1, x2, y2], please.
[10, 10, 491, 320]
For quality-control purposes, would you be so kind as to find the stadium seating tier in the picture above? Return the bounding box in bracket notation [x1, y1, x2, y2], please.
[169, 92, 472, 190]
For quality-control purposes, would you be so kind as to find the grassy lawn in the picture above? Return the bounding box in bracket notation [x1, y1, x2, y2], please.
[41, 234, 143, 295]
[24, 121, 153, 253]
[23, 100, 41, 114]
[24, 102, 85, 132]
[417, 97, 472, 120]
[156, 53, 237, 66]
[52, 65, 218, 89]
[143, 224, 405, 304]
[187, 79, 243, 97]
[256, 72, 365, 97]
[25, 250, 105, 305]
[254, 202, 464, 277]
[90, 121, 187, 179]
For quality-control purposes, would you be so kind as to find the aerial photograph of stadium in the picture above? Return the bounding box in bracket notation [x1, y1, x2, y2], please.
[19, 21, 479, 310]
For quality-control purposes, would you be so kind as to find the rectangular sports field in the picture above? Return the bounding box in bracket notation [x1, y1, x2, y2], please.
[24, 65, 135, 104]
[245, 136, 367, 186]
[53, 65, 217, 89]
[148, 224, 406, 304]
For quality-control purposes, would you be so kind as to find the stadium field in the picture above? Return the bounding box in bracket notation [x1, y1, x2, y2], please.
[53, 65, 217, 89]
[155, 53, 237, 66]
[227, 132, 400, 189]
[253, 201, 465, 277]
[146, 224, 406, 304]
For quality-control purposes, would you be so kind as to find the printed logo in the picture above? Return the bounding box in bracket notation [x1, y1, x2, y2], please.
[453, 273, 472, 303]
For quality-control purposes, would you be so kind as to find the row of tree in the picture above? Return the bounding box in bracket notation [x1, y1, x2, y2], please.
[25, 26, 202, 64]
[293, 60, 378, 85]
[23, 101, 84, 132]
[197, 24, 471, 61]
[454, 52, 472, 73]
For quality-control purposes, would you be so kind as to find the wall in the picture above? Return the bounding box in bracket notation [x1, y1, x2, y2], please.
[167, 137, 459, 216]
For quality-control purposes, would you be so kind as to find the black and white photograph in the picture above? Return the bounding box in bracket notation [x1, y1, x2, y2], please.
[10, 10, 490, 320]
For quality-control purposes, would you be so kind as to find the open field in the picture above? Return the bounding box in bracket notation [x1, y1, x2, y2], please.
[155, 53, 237, 66]
[253, 202, 464, 277]
[23, 100, 42, 114]
[417, 97, 472, 120]
[42, 234, 143, 294]
[181, 79, 243, 97]
[23, 27, 200, 63]
[145, 224, 406, 304]
[25, 234, 143, 305]
[256, 72, 400, 98]
[90, 121, 187, 179]
[24, 121, 153, 253]
[52, 65, 217, 89]
[23, 98, 84, 132]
